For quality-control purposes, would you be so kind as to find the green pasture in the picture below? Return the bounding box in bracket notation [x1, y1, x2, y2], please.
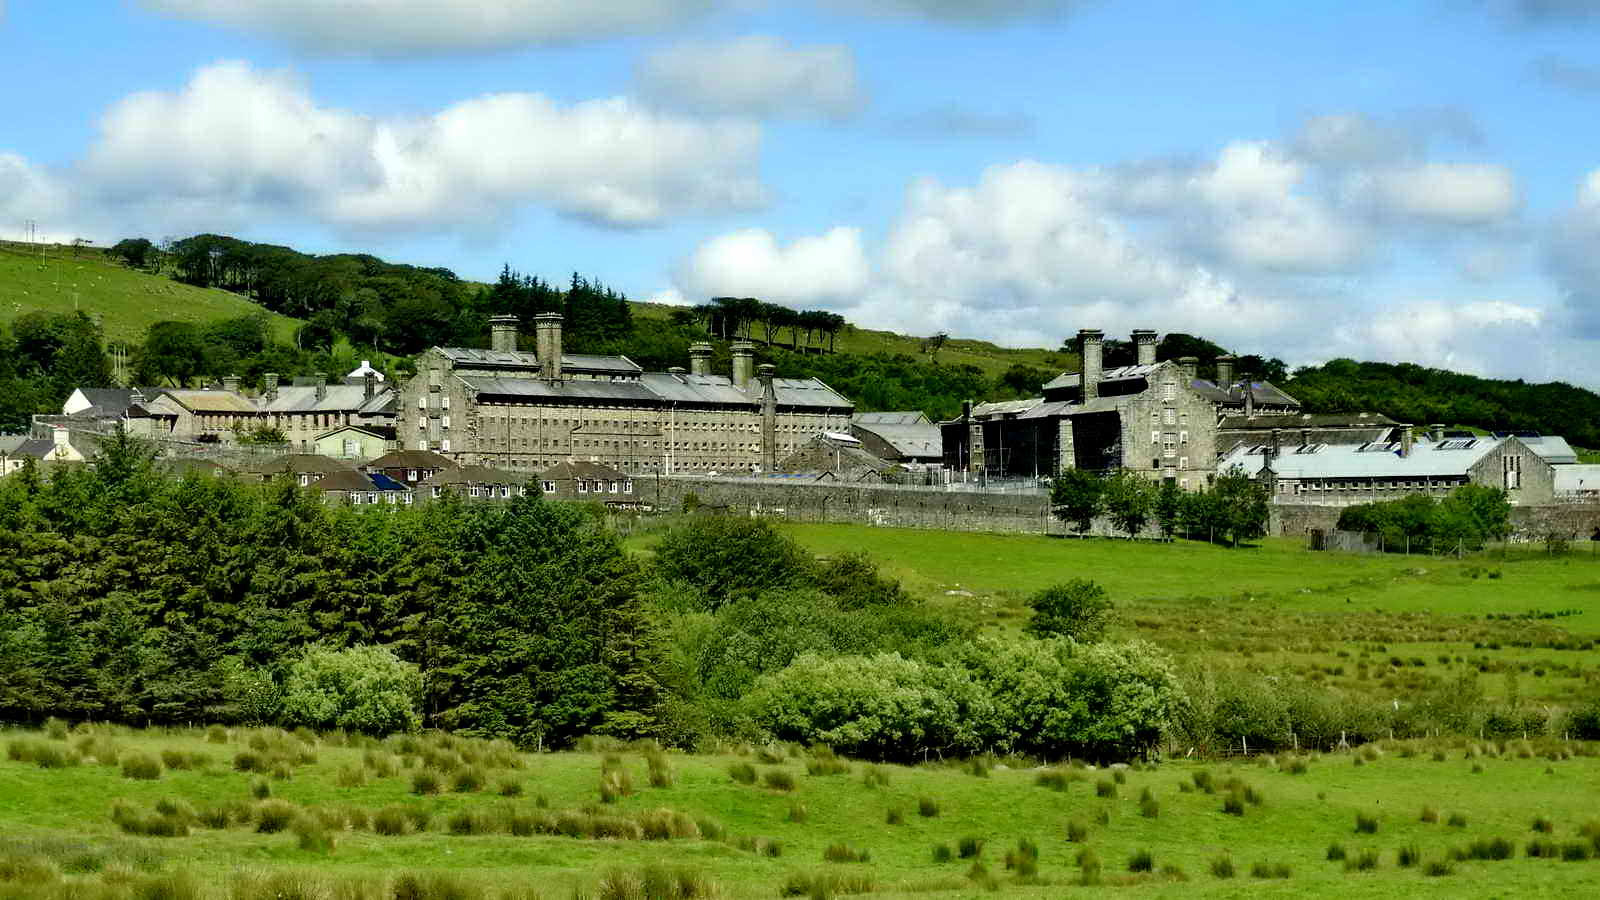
[4, 725, 1600, 898]
[0, 241, 302, 344]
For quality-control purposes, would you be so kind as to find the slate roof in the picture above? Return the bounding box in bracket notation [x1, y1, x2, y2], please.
[461, 376, 660, 404]
[436, 347, 642, 376]
[10, 439, 60, 459]
[1218, 435, 1517, 479]
[639, 372, 756, 405]
[539, 460, 630, 481]
[366, 449, 457, 471]
[1219, 412, 1398, 430]
[260, 384, 395, 415]
[1496, 433, 1577, 465]
[243, 454, 360, 476]
[422, 465, 532, 487]
[1555, 465, 1600, 493]
[1042, 364, 1165, 392]
[1192, 379, 1301, 407]
[850, 419, 942, 459]
[853, 411, 931, 426]
[0, 435, 27, 455]
[311, 470, 380, 492]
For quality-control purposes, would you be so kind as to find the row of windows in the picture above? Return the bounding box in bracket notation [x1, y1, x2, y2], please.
[1277, 478, 1469, 494]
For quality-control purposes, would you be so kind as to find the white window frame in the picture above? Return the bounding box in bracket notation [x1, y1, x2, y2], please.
[441, 396, 450, 409]
[578, 481, 588, 493]
[542, 481, 555, 492]
[440, 438, 451, 452]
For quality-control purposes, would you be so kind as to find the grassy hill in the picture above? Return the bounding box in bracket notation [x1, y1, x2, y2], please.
[0, 241, 301, 345]
[628, 300, 1074, 382]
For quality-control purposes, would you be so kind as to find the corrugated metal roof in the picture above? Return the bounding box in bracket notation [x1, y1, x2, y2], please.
[638, 372, 754, 405]
[1555, 465, 1600, 493]
[1042, 364, 1163, 392]
[1015, 396, 1125, 419]
[851, 421, 942, 457]
[853, 411, 931, 426]
[773, 377, 852, 410]
[261, 384, 396, 414]
[1219, 436, 1508, 479]
[436, 346, 641, 375]
[970, 398, 1043, 419]
[460, 376, 660, 404]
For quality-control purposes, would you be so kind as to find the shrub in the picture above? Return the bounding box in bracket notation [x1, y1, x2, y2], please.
[279, 644, 422, 735]
[44, 718, 68, 740]
[1066, 820, 1088, 842]
[1250, 861, 1291, 879]
[728, 762, 757, 785]
[1344, 849, 1379, 872]
[1095, 778, 1117, 798]
[1024, 579, 1114, 641]
[1421, 805, 1438, 824]
[762, 769, 796, 792]
[1326, 843, 1347, 861]
[1447, 812, 1468, 828]
[1355, 812, 1379, 834]
[918, 796, 940, 818]
[411, 770, 441, 795]
[957, 836, 984, 859]
[1128, 849, 1154, 873]
[206, 725, 228, 744]
[1397, 845, 1421, 868]
[653, 516, 814, 610]
[823, 843, 870, 863]
[932, 843, 953, 864]
[452, 767, 485, 793]
[120, 752, 162, 781]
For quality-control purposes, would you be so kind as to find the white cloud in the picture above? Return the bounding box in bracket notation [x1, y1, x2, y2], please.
[141, 0, 713, 53]
[0, 153, 73, 224]
[1550, 168, 1600, 334]
[828, 0, 1083, 23]
[1351, 298, 1545, 376]
[68, 60, 766, 232]
[645, 287, 689, 306]
[637, 36, 862, 119]
[678, 227, 871, 307]
[1348, 163, 1519, 225]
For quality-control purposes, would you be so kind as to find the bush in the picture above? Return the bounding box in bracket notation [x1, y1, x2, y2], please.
[1355, 812, 1379, 834]
[410, 770, 441, 795]
[1128, 849, 1154, 873]
[120, 752, 162, 781]
[1024, 579, 1113, 642]
[279, 644, 422, 736]
[1562, 841, 1593, 861]
[1066, 820, 1088, 842]
[653, 516, 814, 609]
[728, 762, 756, 785]
[957, 836, 984, 859]
[762, 769, 796, 792]
[918, 796, 940, 818]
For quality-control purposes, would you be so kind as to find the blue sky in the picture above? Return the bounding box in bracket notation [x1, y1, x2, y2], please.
[4, 0, 1600, 384]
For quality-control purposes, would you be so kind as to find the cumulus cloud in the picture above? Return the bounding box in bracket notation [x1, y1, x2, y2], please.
[46, 60, 766, 234]
[678, 227, 870, 306]
[1549, 168, 1600, 334]
[1346, 163, 1519, 225]
[885, 105, 1035, 139]
[140, 0, 714, 53]
[636, 36, 862, 119]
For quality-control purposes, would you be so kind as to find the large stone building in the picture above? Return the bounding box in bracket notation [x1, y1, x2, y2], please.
[942, 329, 1299, 489]
[397, 314, 853, 474]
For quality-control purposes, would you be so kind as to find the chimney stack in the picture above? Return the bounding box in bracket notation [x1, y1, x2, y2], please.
[263, 373, 279, 403]
[1178, 356, 1198, 381]
[130, 387, 145, 405]
[1269, 428, 1281, 461]
[489, 314, 520, 353]
[1300, 428, 1311, 448]
[1215, 354, 1236, 389]
[315, 373, 327, 402]
[1429, 423, 1445, 443]
[1243, 373, 1254, 417]
[758, 363, 778, 472]
[364, 370, 376, 400]
[535, 312, 564, 381]
[689, 342, 713, 376]
[1400, 425, 1414, 458]
[732, 340, 755, 391]
[1132, 329, 1158, 366]
[52, 426, 68, 449]
[1078, 329, 1104, 402]
[222, 374, 240, 394]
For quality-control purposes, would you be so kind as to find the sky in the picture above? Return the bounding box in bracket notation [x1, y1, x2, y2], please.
[4, 1, 1600, 385]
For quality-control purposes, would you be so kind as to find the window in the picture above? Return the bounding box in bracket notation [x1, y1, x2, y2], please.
[441, 415, 451, 429]
[417, 396, 426, 410]
[350, 493, 362, 505]
[416, 417, 425, 430]
[1161, 380, 1176, 402]
[440, 439, 451, 452]
[1151, 430, 1160, 444]
[1179, 456, 1188, 469]
[624, 480, 633, 494]
[1163, 436, 1177, 458]
[419, 440, 429, 451]
[386, 493, 397, 505]
[500, 485, 511, 498]
[441, 397, 450, 409]
[403, 494, 413, 505]
[1503, 454, 1522, 489]
[299, 474, 311, 487]
[1180, 478, 1189, 490]
[1180, 430, 1188, 443]
[578, 481, 588, 493]
[542, 480, 556, 492]
[469, 486, 480, 497]
[408, 469, 418, 481]
[367, 492, 377, 504]
[1162, 408, 1176, 425]
[609, 481, 619, 493]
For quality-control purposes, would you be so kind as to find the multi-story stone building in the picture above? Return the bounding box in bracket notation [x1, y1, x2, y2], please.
[397, 314, 853, 474]
[941, 328, 1304, 490]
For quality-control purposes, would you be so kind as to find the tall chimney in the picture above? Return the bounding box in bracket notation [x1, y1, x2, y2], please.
[52, 426, 68, 449]
[732, 340, 755, 391]
[1300, 428, 1311, 448]
[758, 363, 778, 471]
[535, 312, 564, 381]
[1178, 356, 1199, 381]
[1269, 428, 1281, 463]
[222, 374, 240, 394]
[489, 314, 520, 353]
[130, 387, 145, 405]
[1132, 329, 1157, 366]
[1243, 373, 1254, 417]
[1400, 425, 1414, 458]
[689, 342, 713, 376]
[1429, 423, 1445, 443]
[364, 371, 376, 400]
[263, 373, 279, 403]
[1078, 329, 1104, 402]
[1215, 354, 1236, 390]
[315, 373, 327, 402]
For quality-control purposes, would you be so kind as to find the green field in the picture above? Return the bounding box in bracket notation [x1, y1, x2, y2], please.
[0, 242, 302, 344]
[4, 724, 1600, 898]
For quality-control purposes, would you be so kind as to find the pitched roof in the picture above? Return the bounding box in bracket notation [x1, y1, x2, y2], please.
[1219, 412, 1399, 430]
[539, 460, 630, 480]
[1219, 435, 1524, 479]
[1555, 465, 1600, 493]
[242, 454, 360, 476]
[312, 424, 390, 442]
[436, 346, 642, 376]
[10, 439, 61, 459]
[259, 384, 395, 415]
[421, 465, 532, 487]
[310, 470, 379, 492]
[366, 449, 458, 470]
[161, 389, 259, 414]
[850, 420, 942, 458]
[1042, 363, 1165, 392]
[461, 376, 660, 404]
[853, 411, 931, 426]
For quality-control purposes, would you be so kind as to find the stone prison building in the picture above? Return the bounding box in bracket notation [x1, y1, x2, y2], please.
[398, 314, 854, 474]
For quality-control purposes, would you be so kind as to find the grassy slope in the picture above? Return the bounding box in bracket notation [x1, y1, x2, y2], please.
[0, 242, 302, 345]
[628, 300, 1074, 382]
[3, 727, 1599, 898]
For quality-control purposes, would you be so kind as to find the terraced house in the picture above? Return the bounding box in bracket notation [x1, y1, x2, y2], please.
[398, 314, 853, 475]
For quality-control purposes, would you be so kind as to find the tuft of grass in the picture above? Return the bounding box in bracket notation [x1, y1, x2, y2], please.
[786, 801, 808, 824]
[120, 752, 162, 781]
[1249, 861, 1292, 879]
[334, 765, 367, 788]
[451, 766, 486, 793]
[1222, 793, 1245, 816]
[1354, 812, 1379, 834]
[253, 800, 299, 834]
[762, 769, 796, 792]
[727, 762, 757, 785]
[822, 842, 870, 863]
[206, 725, 228, 744]
[1424, 859, 1455, 876]
[1095, 778, 1117, 798]
[647, 751, 675, 788]
[1420, 805, 1439, 824]
[1128, 848, 1154, 873]
[1066, 819, 1088, 843]
[410, 770, 442, 796]
[932, 843, 953, 864]
[1447, 812, 1468, 828]
[1004, 838, 1039, 879]
[885, 808, 903, 826]
[1344, 849, 1380, 872]
[1192, 770, 1215, 793]
[861, 766, 890, 789]
[957, 836, 984, 859]
[1532, 816, 1554, 834]
[250, 777, 271, 800]
[1326, 843, 1347, 861]
[777, 870, 874, 898]
[1035, 769, 1072, 791]
[1562, 841, 1593, 861]
[1076, 847, 1101, 887]
[917, 796, 940, 818]
[1209, 854, 1235, 879]
[1397, 844, 1421, 868]
[292, 817, 335, 854]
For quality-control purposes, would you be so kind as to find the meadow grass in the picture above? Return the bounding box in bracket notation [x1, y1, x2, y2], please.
[4, 725, 1600, 897]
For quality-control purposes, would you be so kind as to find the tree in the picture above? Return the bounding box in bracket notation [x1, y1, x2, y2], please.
[1437, 483, 1512, 546]
[1100, 469, 1157, 538]
[1154, 480, 1183, 539]
[652, 516, 814, 609]
[1212, 466, 1270, 546]
[1050, 468, 1103, 534]
[137, 321, 207, 386]
[111, 238, 155, 269]
[280, 644, 423, 735]
[1024, 579, 1114, 642]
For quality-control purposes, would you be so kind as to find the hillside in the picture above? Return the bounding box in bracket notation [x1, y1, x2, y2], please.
[0, 241, 301, 345]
